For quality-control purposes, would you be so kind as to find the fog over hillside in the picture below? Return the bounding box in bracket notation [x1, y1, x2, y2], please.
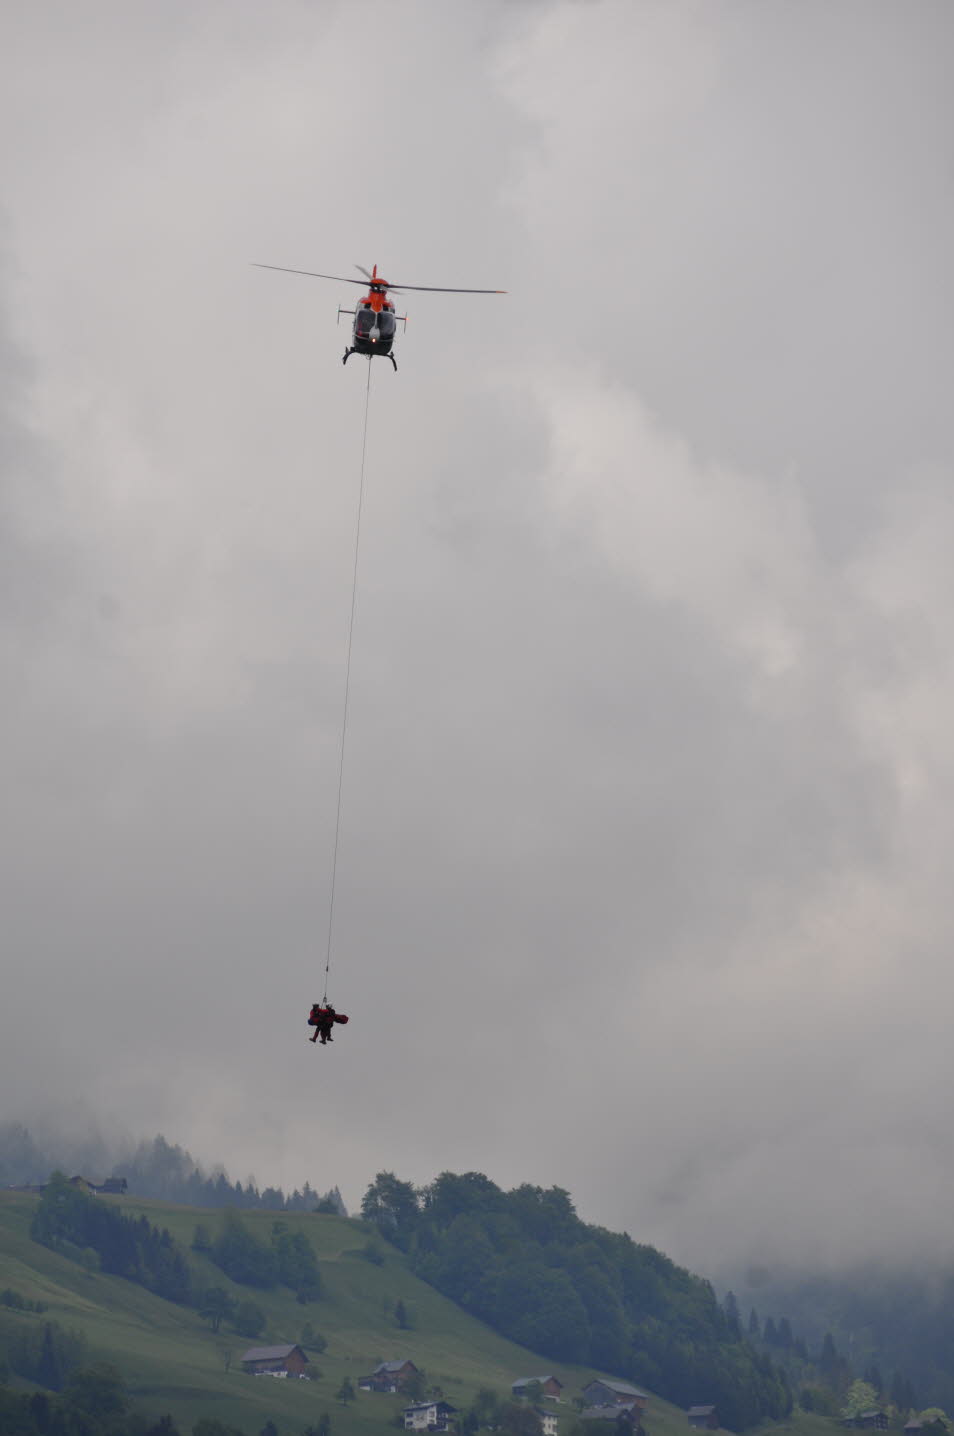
[2, 0, 953, 1276]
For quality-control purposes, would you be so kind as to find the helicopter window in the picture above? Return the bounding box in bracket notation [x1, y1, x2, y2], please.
[355, 309, 375, 335]
[377, 311, 395, 336]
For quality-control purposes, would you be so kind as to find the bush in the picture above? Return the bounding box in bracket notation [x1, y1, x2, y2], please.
[233, 1301, 267, 1339]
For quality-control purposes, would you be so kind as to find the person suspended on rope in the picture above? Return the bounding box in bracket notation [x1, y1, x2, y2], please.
[308, 1002, 349, 1045]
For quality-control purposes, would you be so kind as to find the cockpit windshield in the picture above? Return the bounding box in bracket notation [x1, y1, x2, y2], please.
[355, 308, 375, 336]
[377, 311, 395, 337]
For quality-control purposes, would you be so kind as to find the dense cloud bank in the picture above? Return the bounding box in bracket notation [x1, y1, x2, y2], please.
[1, 1, 953, 1274]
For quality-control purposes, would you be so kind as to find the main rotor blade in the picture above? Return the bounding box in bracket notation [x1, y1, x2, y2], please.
[355, 264, 375, 282]
[385, 282, 507, 294]
[252, 264, 368, 286]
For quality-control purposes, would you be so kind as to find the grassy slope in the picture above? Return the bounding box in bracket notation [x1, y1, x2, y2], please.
[0, 1192, 833, 1436]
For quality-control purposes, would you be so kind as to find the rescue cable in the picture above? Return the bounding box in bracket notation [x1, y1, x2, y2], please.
[322, 357, 373, 1004]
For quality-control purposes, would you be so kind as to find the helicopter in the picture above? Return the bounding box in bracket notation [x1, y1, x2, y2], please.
[252, 261, 505, 371]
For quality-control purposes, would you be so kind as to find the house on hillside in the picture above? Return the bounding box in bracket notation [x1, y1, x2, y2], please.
[904, 1422, 922, 1436]
[533, 1407, 559, 1436]
[582, 1382, 648, 1412]
[241, 1344, 310, 1378]
[93, 1177, 128, 1195]
[513, 1376, 564, 1401]
[687, 1407, 719, 1430]
[843, 1415, 888, 1432]
[404, 1401, 458, 1430]
[360, 1360, 420, 1393]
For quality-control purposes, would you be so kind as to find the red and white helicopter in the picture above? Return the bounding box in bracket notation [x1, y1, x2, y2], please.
[253, 261, 505, 371]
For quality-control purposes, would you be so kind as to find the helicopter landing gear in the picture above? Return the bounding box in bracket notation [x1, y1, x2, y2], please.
[341, 347, 397, 371]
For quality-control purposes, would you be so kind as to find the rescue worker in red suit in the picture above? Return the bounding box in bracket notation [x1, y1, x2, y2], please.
[309, 1003, 336, 1044]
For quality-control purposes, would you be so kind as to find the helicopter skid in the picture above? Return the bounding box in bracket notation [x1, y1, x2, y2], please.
[342, 347, 397, 371]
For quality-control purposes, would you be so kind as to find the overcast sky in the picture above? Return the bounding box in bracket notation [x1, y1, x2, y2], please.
[2, 0, 953, 1280]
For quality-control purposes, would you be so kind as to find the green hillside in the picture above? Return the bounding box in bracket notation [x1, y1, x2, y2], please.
[0, 1190, 832, 1436]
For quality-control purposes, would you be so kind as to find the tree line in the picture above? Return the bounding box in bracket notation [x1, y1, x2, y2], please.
[727, 1265, 954, 1416]
[727, 1292, 923, 1424]
[361, 1171, 792, 1431]
[0, 1122, 344, 1215]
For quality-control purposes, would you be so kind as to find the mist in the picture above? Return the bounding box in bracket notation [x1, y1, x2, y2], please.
[1, 0, 953, 1279]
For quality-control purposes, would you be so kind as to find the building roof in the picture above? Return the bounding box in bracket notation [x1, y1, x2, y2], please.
[405, 1403, 458, 1415]
[375, 1360, 416, 1373]
[241, 1344, 307, 1363]
[859, 1415, 886, 1422]
[688, 1408, 717, 1417]
[514, 1377, 561, 1387]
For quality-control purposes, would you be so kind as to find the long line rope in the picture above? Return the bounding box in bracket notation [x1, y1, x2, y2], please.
[322, 357, 373, 1003]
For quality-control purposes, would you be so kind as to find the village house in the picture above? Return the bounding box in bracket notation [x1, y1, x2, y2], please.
[241, 1344, 310, 1379]
[359, 1360, 420, 1393]
[687, 1407, 719, 1430]
[904, 1423, 922, 1436]
[94, 1177, 128, 1195]
[512, 1376, 564, 1401]
[582, 1382, 649, 1412]
[843, 1415, 889, 1432]
[533, 1406, 559, 1436]
[404, 1400, 458, 1431]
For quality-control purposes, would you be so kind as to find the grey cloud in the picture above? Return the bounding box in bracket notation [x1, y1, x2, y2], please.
[1, 0, 953, 1275]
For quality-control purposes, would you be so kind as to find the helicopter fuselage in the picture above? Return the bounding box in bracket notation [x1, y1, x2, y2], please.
[341, 283, 404, 368]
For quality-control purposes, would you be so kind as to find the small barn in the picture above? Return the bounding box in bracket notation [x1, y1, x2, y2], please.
[360, 1360, 420, 1393]
[582, 1382, 648, 1411]
[513, 1377, 564, 1401]
[687, 1407, 719, 1430]
[241, 1344, 310, 1378]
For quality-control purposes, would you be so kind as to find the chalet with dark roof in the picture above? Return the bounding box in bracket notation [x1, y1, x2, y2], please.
[241, 1344, 310, 1378]
[513, 1376, 564, 1401]
[360, 1360, 420, 1393]
[94, 1177, 128, 1195]
[842, 1415, 888, 1432]
[582, 1382, 648, 1411]
[687, 1407, 719, 1430]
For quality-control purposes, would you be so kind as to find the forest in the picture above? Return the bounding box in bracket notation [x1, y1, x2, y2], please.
[361, 1171, 791, 1431]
